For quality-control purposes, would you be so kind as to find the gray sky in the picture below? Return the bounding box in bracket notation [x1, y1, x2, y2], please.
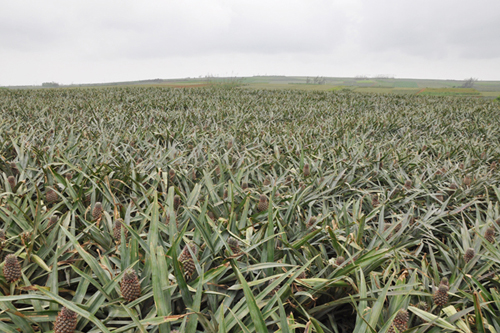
[1, 0, 500, 85]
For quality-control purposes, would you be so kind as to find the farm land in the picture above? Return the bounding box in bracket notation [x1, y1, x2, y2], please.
[0, 84, 500, 332]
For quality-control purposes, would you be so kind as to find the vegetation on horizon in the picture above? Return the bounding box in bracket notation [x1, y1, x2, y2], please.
[1, 87, 500, 332]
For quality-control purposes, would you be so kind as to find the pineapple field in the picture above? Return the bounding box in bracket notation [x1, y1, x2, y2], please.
[1, 86, 500, 332]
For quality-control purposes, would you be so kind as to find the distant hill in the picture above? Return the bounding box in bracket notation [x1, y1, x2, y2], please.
[3, 76, 500, 99]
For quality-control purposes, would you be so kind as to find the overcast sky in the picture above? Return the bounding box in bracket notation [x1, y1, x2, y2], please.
[1, 0, 500, 85]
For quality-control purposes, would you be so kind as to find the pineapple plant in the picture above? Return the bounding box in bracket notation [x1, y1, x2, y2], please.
[46, 186, 58, 203]
[485, 227, 495, 243]
[7, 176, 16, 189]
[227, 237, 241, 255]
[92, 202, 103, 220]
[433, 284, 449, 306]
[257, 194, 268, 212]
[121, 269, 141, 302]
[303, 163, 310, 177]
[388, 309, 409, 333]
[113, 218, 128, 242]
[3, 254, 21, 283]
[335, 256, 345, 266]
[464, 248, 475, 263]
[53, 307, 78, 333]
[178, 244, 197, 279]
[174, 195, 181, 210]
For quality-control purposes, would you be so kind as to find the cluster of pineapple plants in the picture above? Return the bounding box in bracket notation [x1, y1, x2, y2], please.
[0, 86, 499, 332]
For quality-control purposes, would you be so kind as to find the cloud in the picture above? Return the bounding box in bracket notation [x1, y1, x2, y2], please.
[0, 0, 499, 85]
[358, 0, 500, 59]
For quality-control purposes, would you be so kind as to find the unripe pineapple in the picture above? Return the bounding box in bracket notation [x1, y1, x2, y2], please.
[335, 256, 345, 266]
[257, 194, 268, 212]
[54, 307, 78, 333]
[227, 237, 241, 254]
[404, 180, 412, 189]
[46, 186, 58, 203]
[0, 229, 5, 241]
[440, 277, 449, 286]
[306, 216, 317, 227]
[416, 301, 428, 311]
[7, 176, 16, 189]
[48, 215, 59, 228]
[241, 182, 248, 190]
[178, 244, 197, 279]
[485, 227, 495, 243]
[372, 195, 380, 207]
[191, 169, 197, 181]
[165, 212, 179, 227]
[10, 162, 19, 175]
[388, 309, 409, 333]
[464, 248, 475, 263]
[303, 163, 310, 177]
[121, 269, 141, 302]
[113, 219, 128, 242]
[463, 175, 471, 187]
[263, 177, 271, 186]
[173, 195, 181, 211]
[169, 169, 175, 180]
[436, 193, 444, 202]
[285, 175, 292, 186]
[496, 217, 500, 226]
[449, 183, 458, 191]
[3, 254, 21, 283]
[223, 188, 228, 200]
[433, 284, 449, 306]
[65, 172, 73, 181]
[92, 202, 103, 220]
[299, 181, 305, 190]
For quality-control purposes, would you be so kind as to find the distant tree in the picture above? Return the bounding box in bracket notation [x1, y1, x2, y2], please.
[496, 95, 500, 102]
[42, 82, 59, 88]
[313, 76, 326, 85]
[306, 77, 311, 84]
[461, 77, 478, 88]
